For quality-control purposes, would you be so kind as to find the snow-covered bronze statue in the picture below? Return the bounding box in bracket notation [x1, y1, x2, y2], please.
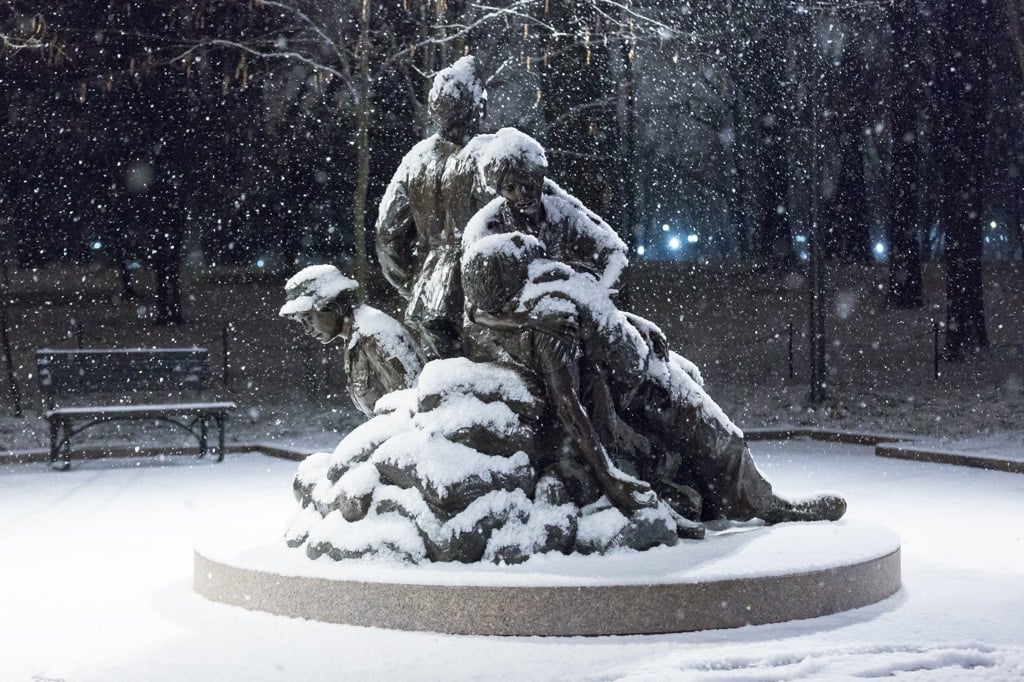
[461, 128, 846, 526]
[279, 265, 425, 417]
[281, 83, 845, 566]
[375, 56, 488, 360]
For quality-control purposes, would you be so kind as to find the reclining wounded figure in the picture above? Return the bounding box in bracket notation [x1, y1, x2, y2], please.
[461, 128, 847, 526]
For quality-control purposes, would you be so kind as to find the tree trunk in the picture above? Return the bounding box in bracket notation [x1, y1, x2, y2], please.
[887, 0, 924, 307]
[808, 113, 829, 405]
[1008, 0, 1024, 80]
[541, 4, 620, 229]
[352, 14, 372, 301]
[0, 226, 22, 416]
[938, 1, 992, 359]
[749, 8, 796, 269]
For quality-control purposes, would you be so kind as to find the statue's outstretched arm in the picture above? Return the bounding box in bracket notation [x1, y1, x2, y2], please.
[467, 304, 579, 342]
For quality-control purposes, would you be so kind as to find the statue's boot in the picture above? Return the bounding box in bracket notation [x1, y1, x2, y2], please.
[664, 506, 706, 540]
[759, 492, 847, 525]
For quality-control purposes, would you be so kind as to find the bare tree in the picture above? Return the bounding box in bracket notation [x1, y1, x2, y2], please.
[936, 0, 994, 359]
[886, 0, 924, 308]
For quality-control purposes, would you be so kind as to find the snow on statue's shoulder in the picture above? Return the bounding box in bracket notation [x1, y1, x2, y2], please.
[395, 135, 445, 181]
[351, 305, 424, 375]
[461, 196, 505, 250]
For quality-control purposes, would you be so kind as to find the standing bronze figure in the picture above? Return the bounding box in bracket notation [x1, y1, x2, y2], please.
[375, 56, 488, 360]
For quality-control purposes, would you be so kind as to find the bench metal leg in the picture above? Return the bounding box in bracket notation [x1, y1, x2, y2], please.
[198, 418, 209, 458]
[216, 413, 226, 462]
[49, 418, 71, 471]
[48, 418, 60, 468]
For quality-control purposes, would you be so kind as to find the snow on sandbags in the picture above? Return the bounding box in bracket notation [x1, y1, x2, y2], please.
[286, 357, 685, 565]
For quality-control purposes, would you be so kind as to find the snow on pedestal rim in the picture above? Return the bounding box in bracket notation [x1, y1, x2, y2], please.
[198, 519, 900, 588]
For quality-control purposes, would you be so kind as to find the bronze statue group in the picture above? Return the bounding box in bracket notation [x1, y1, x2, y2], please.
[280, 57, 845, 563]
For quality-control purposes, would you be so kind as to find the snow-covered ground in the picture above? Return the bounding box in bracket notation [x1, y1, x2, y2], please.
[2, 440, 1022, 681]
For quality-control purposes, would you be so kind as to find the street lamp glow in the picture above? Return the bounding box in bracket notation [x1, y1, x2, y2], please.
[687, 234, 699, 244]
[668, 236, 681, 250]
[661, 223, 670, 232]
[637, 245, 646, 256]
[875, 242, 886, 255]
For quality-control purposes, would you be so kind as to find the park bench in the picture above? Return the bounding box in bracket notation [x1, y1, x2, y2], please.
[36, 348, 236, 470]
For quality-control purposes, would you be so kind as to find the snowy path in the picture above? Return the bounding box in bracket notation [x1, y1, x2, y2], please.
[1, 441, 1022, 681]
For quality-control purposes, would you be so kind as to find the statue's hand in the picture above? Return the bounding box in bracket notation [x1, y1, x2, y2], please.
[523, 292, 579, 341]
[527, 308, 579, 341]
[600, 473, 657, 512]
[647, 327, 670, 361]
[624, 312, 670, 361]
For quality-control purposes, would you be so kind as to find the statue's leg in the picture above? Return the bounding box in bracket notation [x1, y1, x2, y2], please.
[417, 317, 462, 360]
[633, 379, 844, 523]
[576, 308, 845, 524]
[578, 359, 652, 467]
[625, 381, 762, 520]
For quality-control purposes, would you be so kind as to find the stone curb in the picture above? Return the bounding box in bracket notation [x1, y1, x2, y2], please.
[3, 430, 1020, 474]
[745, 427, 1023, 474]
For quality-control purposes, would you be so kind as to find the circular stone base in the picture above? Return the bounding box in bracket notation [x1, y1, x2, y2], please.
[194, 520, 900, 636]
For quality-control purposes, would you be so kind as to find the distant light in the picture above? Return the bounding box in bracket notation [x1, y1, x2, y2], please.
[256, 259, 266, 268]
[662, 224, 670, 232]
[687, 234, 699, 244]
[637, 245, 646, 256]
[874, 242, 886, 255]
[91, 241, 103, 250]
[799, 252, 809, 261]
[668, 236, 681, 250]
[795, 234, 807, 244]
[990, 220, 998, 229]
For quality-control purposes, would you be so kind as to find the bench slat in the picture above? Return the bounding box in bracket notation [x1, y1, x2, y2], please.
[46, 402, 236, 418]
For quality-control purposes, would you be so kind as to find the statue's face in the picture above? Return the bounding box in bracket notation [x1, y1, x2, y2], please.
[498, 168, 543, 221]
[436, 102, 481, 144]
[295, 310, 345, 344]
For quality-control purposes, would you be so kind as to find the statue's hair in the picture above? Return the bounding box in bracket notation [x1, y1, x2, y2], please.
[479, 128, 548, 192]
[428, 55, 486, 122]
